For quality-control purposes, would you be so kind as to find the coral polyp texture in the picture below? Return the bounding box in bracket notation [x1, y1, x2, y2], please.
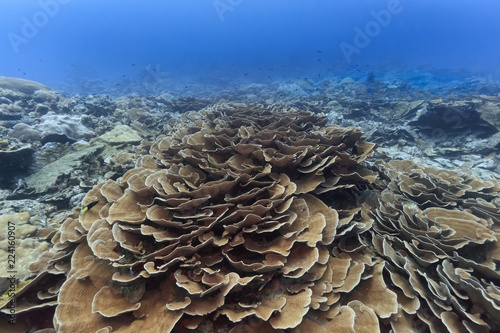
[4, 103, 500, 332]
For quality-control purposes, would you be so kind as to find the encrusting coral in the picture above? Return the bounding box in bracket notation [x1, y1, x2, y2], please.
[3, 103, 499, 332]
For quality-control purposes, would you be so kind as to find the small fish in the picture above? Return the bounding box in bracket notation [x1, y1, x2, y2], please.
[243, 73, 248, 76]
[131, 63, 136, 66]
[80, 200, 99, 216]
[130, 267, 134, 276]
[258, 280, 269, 291]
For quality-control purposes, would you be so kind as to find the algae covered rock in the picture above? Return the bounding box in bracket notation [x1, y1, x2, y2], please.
[25, 145, 104, 193]
[92, 124, 142, 145]
[477, 98, 500, 133]
[0, 146, 33, 188]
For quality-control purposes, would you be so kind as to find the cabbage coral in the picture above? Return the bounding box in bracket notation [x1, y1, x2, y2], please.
[5, 103, 499, 333]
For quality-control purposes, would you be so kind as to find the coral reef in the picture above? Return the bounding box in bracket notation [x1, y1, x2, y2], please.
[477, 95, 500, 134]
[91, 125, 142, 145]
[6, 104, 498, 332]
[169, 97, 212, 113]
[0, 146, 34, 188]
[9, 111, 94, 144]
[0, 213, 49, 290]
[25, 145, 105, 194]
[367, 159, 500, 332]
[84, 95, 116, 117]
[0, 77, 52, 95]
[7, 123, 43, 142]
[409, 99, 497, 139]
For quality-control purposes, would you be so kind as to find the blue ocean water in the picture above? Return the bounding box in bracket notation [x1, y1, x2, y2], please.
[1, 0, 499, 95]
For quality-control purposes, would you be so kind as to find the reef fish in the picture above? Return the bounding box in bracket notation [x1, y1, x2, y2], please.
[80, 200, 99, 216]
[258, 280, 269, 292]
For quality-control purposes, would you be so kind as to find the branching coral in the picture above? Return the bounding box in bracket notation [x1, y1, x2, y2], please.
[6, 103, 499, 332]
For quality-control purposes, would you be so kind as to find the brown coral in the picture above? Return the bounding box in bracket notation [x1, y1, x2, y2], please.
[52, 104, 379, 332]
[367, 159, 500, 332]
[6, 103, 499, 332]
